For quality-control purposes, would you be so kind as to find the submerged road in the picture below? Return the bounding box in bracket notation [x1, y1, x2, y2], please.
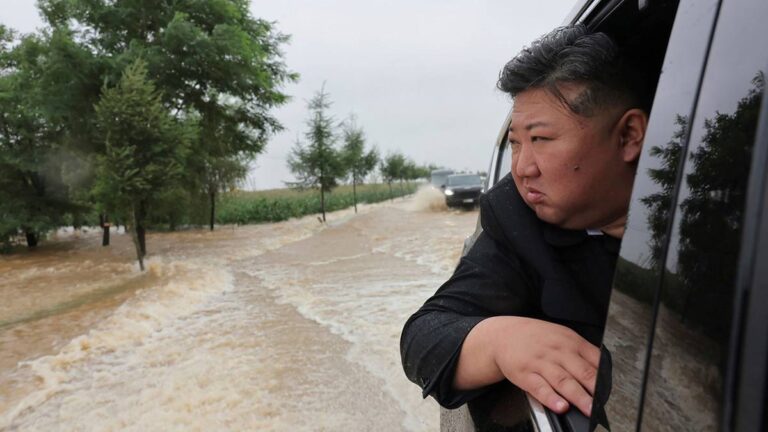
[0, 190, 479, 431]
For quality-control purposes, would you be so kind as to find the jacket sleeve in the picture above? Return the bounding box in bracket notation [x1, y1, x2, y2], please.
[399, 227, 537, 409]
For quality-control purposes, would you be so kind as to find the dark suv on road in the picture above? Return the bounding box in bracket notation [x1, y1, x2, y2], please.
[443, 174, 484, 208]
[443, 0, 768, 431]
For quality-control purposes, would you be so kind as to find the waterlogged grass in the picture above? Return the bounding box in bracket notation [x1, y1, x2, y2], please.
[217, 182, 420, 224]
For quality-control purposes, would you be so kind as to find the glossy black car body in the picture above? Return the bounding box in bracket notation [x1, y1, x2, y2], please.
[444, 174, 484, 208]
[442, 0, 768, 431]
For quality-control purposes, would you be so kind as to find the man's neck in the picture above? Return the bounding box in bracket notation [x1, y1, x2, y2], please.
[597, 215, 627, 239]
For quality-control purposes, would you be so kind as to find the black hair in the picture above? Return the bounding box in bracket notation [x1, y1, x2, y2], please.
[497, 25, 651, 116]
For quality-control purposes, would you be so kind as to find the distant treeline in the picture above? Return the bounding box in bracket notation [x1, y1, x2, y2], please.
[285, 85, 435, 222]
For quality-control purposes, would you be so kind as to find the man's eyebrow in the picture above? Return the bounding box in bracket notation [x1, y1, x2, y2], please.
[508, 121, 550, 132]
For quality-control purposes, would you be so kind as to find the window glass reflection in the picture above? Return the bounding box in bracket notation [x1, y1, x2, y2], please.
[640, 0, 768, 429]
[595, 0, 717, 430]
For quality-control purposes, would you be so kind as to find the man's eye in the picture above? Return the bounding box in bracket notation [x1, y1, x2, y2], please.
[531, 136, 550, 142]
[507, 139, 519, 146]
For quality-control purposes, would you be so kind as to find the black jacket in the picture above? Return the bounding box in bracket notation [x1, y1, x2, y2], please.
[400, 175, 620, 408]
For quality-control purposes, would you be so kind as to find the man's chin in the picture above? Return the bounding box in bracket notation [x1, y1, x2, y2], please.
[532, 206, 563, 226]
[532, 207, 585, 230]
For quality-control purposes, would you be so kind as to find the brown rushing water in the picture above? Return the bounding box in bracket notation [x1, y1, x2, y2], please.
[0, 188, 478, 431]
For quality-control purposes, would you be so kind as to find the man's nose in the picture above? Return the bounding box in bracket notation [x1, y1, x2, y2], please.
[513, 142, 540, 178]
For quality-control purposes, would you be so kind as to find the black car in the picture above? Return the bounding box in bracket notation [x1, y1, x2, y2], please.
[443, 0, 768, 431]
[443, 174, 484, 208]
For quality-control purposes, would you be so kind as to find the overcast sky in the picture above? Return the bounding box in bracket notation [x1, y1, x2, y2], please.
[1, 0, 574, 190]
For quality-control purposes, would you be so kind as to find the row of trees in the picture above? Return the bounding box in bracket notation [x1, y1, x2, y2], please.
[0, 1, 295, 269]
[288, 86, 432, 221]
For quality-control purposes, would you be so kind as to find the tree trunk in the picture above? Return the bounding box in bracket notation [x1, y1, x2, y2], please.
[137, 200, 147, 258]
[72, 212, 83, 231]
[209, 189, 216, 231]
[100, 213, 110, 247]
[399, 179, 405, 199]
[320, 187, 326, 222]
[24, 230, 38, 248]
[131, 205, 145, 271]
[353, 175, 358, 213]
[388, 182, 393, 202]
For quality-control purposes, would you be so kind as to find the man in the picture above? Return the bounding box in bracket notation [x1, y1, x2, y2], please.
[400, 25, 650, 419]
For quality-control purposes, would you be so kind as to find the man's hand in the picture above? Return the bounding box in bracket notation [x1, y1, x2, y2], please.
[453, 316, 600, 416]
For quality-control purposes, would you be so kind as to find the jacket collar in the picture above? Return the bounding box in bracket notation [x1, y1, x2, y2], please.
[542, 223, 589, 247]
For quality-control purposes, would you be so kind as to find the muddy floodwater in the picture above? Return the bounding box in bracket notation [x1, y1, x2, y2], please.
[0, 189, 478, 431]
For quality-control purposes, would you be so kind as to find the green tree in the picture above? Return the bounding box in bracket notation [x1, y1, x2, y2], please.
[340, 116, 378, 213]
[380, 152, 407, 201]
[39, 0, 297, 230]
[414, 164, 432, 181]
[401, 159, 430, 185]
[93, 60, 189, 270]
[0, 27, 87, 248]
[287, 86, 345, 222]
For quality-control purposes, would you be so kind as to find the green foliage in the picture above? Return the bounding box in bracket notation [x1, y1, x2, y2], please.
[402, 159, 430, 181]
[339, 115, 378, 212]
[1, 0, 295, 250]
[93, 60, 188, 214]
[287, 86, 347, 220]
[33, 0, 296, 233]
[92, 59, 190, 267]
[288, 86, 345, 191]
[380, 152, 406, 184]
[0, 28, 86, 246]
[340, 116, 379, 185]
[1, 1, 433, 253]
[380, 152, 429, 182]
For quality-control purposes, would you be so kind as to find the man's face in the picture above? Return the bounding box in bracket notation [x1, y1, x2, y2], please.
[507, 85, 638, 231]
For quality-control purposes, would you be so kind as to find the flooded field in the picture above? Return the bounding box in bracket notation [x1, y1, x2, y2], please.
[0, 188, 479, 431]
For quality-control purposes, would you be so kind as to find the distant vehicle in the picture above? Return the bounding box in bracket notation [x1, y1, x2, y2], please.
[430, 169, 454, 189]
[443, 174, 483, 208]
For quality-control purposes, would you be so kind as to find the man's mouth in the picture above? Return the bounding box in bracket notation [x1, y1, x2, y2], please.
[525, 187, 545, 204]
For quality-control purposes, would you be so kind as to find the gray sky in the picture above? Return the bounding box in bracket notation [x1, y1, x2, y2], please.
[2, 0, 574, 190]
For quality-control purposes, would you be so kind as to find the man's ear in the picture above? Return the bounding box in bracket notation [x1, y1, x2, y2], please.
[617, 108, 648, 163]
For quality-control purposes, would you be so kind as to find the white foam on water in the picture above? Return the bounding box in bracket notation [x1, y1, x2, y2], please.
[0, 257, 236, 430]
[0, 208, 351, 431]
[371, 228, 466, 277]
[1, 199, 474, 431]
[250, 265, 443, 432]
